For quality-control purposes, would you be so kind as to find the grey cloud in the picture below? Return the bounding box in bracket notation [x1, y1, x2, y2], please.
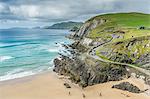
[0, 0, 149, 22]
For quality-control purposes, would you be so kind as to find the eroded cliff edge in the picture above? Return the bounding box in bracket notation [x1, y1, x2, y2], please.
[53, 13, 150, 87]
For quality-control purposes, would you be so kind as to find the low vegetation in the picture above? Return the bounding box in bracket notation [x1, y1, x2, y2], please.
[87, 13, 150, 67]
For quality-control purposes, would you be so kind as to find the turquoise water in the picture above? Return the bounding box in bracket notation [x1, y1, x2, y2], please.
[0, 29, 71, 81]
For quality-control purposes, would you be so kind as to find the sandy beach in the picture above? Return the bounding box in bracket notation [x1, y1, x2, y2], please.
[0, 71, 149, 99]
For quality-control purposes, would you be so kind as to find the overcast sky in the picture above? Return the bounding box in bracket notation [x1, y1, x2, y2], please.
[0, 0, 150, 28]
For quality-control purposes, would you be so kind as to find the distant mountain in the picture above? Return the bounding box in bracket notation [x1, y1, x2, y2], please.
[32, 26, 41, 29]
[8, 27, 29, 29]
[43, 21, 83, 30]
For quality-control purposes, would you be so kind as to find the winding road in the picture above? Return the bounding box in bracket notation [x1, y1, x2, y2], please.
[88, 40, 150, 77]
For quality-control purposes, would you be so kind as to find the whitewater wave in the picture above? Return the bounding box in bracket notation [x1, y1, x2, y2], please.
[47, 42, 65, 53]
[0, 56, 13, 62]
[0, 67, 46, 81]
[0, 63, 53, 82]
[0, 42, 39, 48]
[47, 59, 56, 70]
[0, 70, 36, 81]
[48, 42, 73, 57]
[48, 59, 54, 65]
[47, 48, 59, 52]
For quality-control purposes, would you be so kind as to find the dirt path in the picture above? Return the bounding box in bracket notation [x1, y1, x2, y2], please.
[88, 41, 150, 77]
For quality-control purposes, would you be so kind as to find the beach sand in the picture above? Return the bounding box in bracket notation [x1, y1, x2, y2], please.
[0, 71, 149, 99]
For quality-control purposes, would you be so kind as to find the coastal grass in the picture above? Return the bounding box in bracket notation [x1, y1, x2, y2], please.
[87, 12, 150, 27]
[87, 12, 150, 68]
[96, 36, 150, 66]
[87, 12, 150, 39]
[112, 28, 150, 43]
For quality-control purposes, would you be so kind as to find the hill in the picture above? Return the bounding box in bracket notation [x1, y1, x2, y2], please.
[54, 12, 150, 87]
[43, 21, 83, 30]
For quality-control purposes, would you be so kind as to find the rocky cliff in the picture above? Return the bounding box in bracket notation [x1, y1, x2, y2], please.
[53, 13, 150, 87]
[53, 53, 128, 87]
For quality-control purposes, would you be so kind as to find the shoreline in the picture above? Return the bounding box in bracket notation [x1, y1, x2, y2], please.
[0, 71, 149, 99]
[0, 70, 52, 85]
[0, 68, 53, 82]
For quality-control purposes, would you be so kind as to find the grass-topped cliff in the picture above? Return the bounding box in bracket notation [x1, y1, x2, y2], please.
[87, 12, 150, 27]
[87, 13, 150, 38]
[74, 12, 150, 68]
[54, 12, 150, 87]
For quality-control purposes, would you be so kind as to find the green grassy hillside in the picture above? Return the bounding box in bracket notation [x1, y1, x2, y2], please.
[87, 13, 150, 40]
[87, 12, 150, 27]
[84, 12, 150, 67]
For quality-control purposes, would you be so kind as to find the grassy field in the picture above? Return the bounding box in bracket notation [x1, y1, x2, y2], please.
[95, 34, 150, 64]
[87, 12, 150, 40]
[87, 13, 150, 66]
[87, 12, 150, 27]
[112, 28, 150, 43]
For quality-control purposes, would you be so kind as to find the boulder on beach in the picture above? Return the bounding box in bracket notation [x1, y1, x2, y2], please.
[112, 82, 141, 93]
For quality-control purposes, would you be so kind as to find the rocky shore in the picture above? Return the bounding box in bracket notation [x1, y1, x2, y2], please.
[53, 13, 150, 90]
[54, 30, 129, 88]
[53, 53, 128, 87]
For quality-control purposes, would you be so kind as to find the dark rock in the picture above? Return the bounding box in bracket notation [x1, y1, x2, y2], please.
[115, 41, 123, 45]
[109, 53, 133, 64]
[135, 53, 150, 67]
[64, 83, 71, 88]
[112, 82, 141, 93]
[70, 26, 80, 32]
[54, 54, 128, 87]
[139, 26, 145, 30]
[69, 42, 88, 52]
[53, 13, 150, 90]
[113, 30, 125, 34]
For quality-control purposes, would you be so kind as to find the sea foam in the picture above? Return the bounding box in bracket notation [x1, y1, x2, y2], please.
[0, 70, 35, 81]
[47, 48, 59, 52]
[47, 42, 65, 53]
[0, 68, 37, 81]
[0, 56, 13, 62]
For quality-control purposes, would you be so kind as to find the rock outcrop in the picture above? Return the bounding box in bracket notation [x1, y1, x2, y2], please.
[53, 13, 150, 88]
[54, 15, 129, 87]
[53, 54, 128, 87]
[112, 82, 142, 93]
[70, 19, 107, 39]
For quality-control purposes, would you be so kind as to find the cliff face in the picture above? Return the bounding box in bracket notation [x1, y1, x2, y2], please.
[73, 19, 106, 38]
[53, 13, 150, 87]
[53, 17, 128, 87]
[53, 54, 128, 87]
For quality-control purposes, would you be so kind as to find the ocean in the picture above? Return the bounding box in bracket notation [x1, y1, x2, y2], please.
[0, 28, 71, 81]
